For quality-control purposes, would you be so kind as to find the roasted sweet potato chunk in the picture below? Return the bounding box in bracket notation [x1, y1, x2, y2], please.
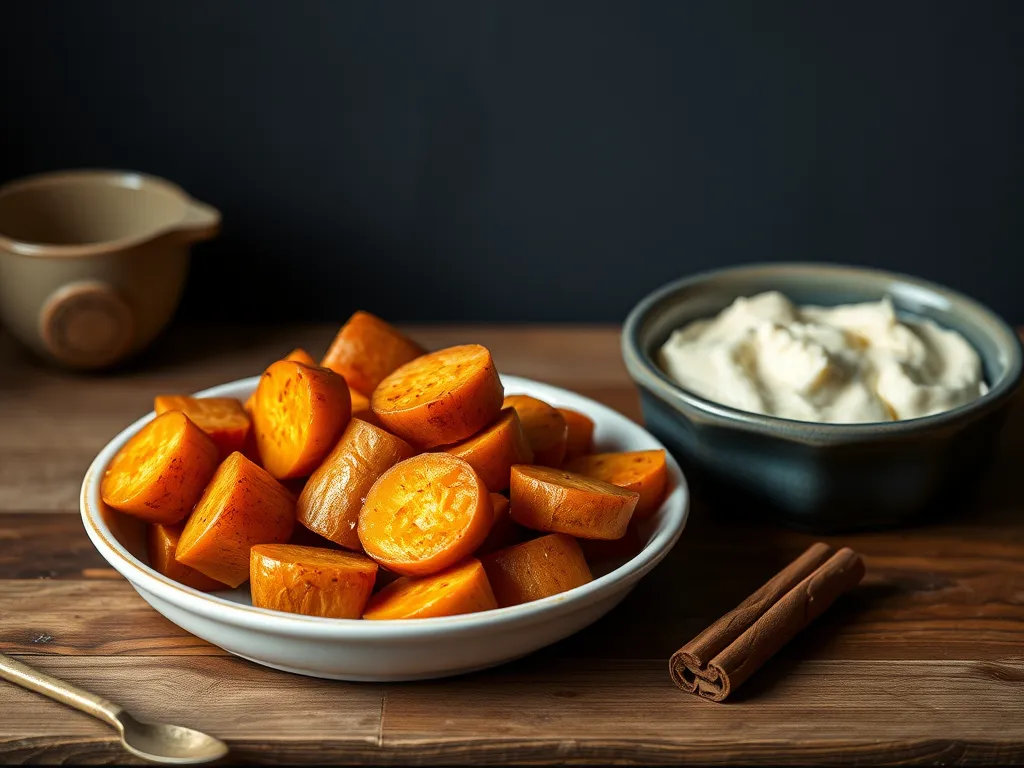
[101, 411, 219, 525]
[509, 465, 638, 540]
[564, 450, 668, 518]
[357, 453, 491, 576]
[372, 344, 503, 448]
[176, 452, 296, 587]
[250, 544, 377, 618]
[297, 418, 415, 550]
[321, 311, 424, 395]
[503, 395, 568, 466]
[363, 558, 497, 620]
[482, 534, 592, 607]
[443, 407, 532, 491]
[253, 360, 351, 480]
[154, 395, 251, 458]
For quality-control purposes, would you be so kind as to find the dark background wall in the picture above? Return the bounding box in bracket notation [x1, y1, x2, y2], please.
[2, 1, 1021, 324]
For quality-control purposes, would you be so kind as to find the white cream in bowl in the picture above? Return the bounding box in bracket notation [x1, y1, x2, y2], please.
[657, 291, 987, 424]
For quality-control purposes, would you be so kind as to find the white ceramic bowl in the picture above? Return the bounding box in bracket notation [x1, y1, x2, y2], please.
[80, 375, 689, 681]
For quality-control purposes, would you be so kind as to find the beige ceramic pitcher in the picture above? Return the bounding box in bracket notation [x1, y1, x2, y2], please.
[0, 169, 220, 369]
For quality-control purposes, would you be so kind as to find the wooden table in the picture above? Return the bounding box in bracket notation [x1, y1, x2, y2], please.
[2, 324, 1023, 765]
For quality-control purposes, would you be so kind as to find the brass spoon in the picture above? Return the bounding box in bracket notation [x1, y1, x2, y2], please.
[0, 652, 228, 764]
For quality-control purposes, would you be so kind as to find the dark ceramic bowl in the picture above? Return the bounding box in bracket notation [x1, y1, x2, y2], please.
[622, 263, 1023, 532]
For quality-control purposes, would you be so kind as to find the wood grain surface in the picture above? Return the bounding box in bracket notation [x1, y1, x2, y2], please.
[1, 324, 1023, 765]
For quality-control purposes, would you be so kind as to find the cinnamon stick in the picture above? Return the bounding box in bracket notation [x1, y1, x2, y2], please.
[669, 542, 865, 702]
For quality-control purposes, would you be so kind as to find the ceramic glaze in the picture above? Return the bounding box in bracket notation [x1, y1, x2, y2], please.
[0, 170, 219, 369]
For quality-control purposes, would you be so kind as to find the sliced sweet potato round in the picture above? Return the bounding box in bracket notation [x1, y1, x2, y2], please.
[101, 411, 219, 525]
[558, 408, 595, 462]
[564, 450, 668, 519]
[297, 418, 415, 550]
[253, 360, 351, 479]
[148, 522, 228, 592]
[371, 344, 503, 448]
[357, 453, 491, 576]
[482, 534, 592, 608]
[443, 407, 533, 491]
[321, 311, 425, 395]
[175, 452, 296, 587]
[154, 395, 251, 459]
[362, 558, 497, 620]
[250, 543, 378, 618]
[509, 465, 638, 540]
[245, 348, 317, 415]
[503, 395, 568, 466]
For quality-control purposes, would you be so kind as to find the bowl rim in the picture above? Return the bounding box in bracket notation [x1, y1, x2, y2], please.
[0, 168, 212, 258]
[80, 373, 689, 638]
[622, 261, 1024, 440]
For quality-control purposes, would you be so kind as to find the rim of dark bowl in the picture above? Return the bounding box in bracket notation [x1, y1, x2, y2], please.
[622, 262, 1024, 443]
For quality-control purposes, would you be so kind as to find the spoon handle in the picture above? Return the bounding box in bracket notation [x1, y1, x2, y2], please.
[0, 652, 123, 728]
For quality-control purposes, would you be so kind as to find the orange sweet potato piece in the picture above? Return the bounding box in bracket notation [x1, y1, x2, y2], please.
[558, 408, 595, 462]
[147, 523, 228, 592]
[482, 534, 592, 607]
[297, 418, 416, 550]
[443, 408, 533, 491]
[564, 450, 668, 519]
[350, 388, 371, 417]
[357, 453, 491, 576]
[253, 360, 351, 479]
[476, 492, 524, 556]
[491, 492, 510, 516]
[578, 522, 644, 567]
[372, 344, 504, 448]
[154, 395, 251, 458]
[362, 558, 498, 620]
[503, 395, 568, 466]
[250, 543, 377, 618]
[509, 465, 638, 540]
[321, 311, 425, 395]
[101, 411, 219, 524]
[245, 348, 317, 414]
[349, 388, 386, 428]
[285, 347, 317, 367]
[176, 452, 295, 587]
